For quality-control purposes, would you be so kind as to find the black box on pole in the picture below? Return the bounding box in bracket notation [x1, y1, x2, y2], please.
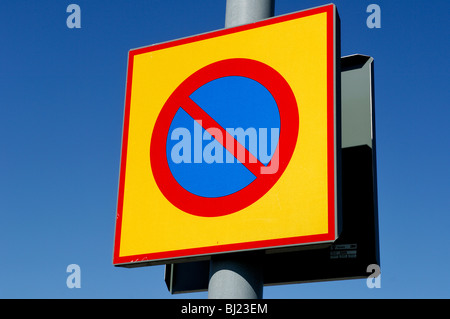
[165, 55, 380, 294]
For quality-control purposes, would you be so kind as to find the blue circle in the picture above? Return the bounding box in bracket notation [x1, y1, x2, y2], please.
[166, 76, 280, 198]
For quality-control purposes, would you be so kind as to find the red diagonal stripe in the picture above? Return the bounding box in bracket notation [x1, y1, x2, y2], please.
[181, 97, 265, 178]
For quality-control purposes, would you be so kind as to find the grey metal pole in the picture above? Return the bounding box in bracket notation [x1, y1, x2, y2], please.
[208, 253, 264, 299]
[225, 0, 275, 28]
[207, 0, 275, 299]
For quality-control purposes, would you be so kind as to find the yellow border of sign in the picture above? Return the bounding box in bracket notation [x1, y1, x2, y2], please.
[114, 4, 340, 266]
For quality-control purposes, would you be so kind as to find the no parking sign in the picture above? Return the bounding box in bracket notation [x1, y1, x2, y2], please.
[114, 4, 341, 266]
[151, 58, 299, 217]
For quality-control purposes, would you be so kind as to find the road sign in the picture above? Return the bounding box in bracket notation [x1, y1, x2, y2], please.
[114, 4, 341, 266]
[151, 58, 298, 217]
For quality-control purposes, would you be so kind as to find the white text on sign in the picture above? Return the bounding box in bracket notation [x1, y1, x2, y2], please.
[170, 120, 280, 174]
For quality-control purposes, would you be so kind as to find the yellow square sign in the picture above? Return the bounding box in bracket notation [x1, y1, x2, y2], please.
[114, 4, 341, 266]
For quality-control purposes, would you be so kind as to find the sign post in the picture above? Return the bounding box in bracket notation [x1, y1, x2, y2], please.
[208, 1, 274, 299]
[114, 1, 342, 299]
[225, 0, 275, 28]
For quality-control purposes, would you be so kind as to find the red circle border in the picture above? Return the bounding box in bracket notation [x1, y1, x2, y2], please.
[150, 58, 299, 217]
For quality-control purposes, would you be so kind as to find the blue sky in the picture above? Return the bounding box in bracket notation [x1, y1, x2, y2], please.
[1, 0, 449, 298]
